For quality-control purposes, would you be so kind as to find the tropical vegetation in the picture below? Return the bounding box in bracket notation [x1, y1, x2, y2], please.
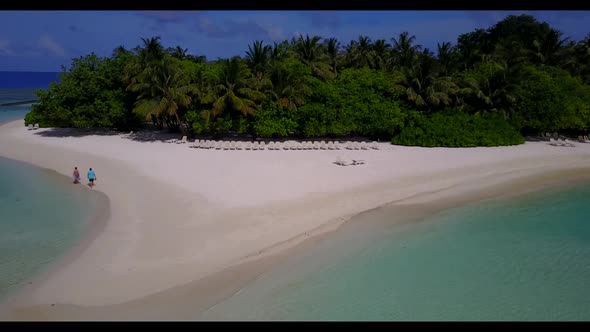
[25, 15, 590, 147]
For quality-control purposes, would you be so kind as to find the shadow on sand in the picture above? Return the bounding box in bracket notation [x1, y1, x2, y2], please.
[32, 127, 185, 143]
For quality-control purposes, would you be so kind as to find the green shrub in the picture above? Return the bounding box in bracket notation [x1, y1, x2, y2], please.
[253, 101, 298, 138]
[25, 54, 140, 129]
[186, 110, 212, 134]
[392, 111, 524, 147]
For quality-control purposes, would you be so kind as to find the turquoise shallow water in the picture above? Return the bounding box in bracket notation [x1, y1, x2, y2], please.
[0, 89, 98, 303]
[0, 158, 97, 301]
[0, 88, 36, 123]
[198, 183, 590, 321]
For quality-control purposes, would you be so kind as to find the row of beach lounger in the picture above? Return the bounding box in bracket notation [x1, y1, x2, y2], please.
[548, 138, 576, 147]
[27, 124, 40, 130]
[542, 132, 590, 144]
[187, 139, 380, 150]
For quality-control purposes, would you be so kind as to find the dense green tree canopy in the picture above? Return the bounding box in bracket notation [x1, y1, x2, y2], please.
[26, 15, 590, 147]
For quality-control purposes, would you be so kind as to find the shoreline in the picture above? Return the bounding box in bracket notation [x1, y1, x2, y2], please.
[0, 119, 590, 320]
[0, 157, 111, 317]
[6, 166, 590, 321]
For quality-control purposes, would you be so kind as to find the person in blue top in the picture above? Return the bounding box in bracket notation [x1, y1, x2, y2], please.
[88, 168, 97, 188]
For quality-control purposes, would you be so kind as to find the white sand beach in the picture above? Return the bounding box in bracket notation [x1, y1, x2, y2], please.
[1, 119, 590, 320]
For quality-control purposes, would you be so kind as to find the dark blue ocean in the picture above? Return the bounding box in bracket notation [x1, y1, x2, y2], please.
[0, 71, 61, 90]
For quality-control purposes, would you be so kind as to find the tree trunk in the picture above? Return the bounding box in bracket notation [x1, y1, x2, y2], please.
[174, 112, 186, 136]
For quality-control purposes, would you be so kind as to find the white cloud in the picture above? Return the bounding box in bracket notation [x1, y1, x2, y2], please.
[37, 34, 66, 57]
[0, 39, 14, 56]
[265, 25, 284, 42]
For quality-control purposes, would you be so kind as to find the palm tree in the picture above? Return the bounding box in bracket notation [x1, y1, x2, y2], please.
[128, 59, 198, 132]
[266, 61, 312, 111]
[458, 60, 517, 119]
[456, 29, 489, 70]
[170, 46, 189, 60]
[531, 30, 574, 69]
[343, 40, 357, 69]
[211, 57, 265, 117]
[324, 38, 341, 74]
[112, 45, 131, 58]
[391, 32, 422, 69]
[394, 51, 459, 111]
[394, 67, 458, 110]
[372, 39, 391, 70]
[437, 42, 457, 76]
[138, 36, 166, 63]
[269, 41, 292, 64]
[350, 36, 374, 69]
[245, 40, 272, 81]
[293, 34, 333, 80]
[573, 34, 590, 84]
[125, 36, 167, 87]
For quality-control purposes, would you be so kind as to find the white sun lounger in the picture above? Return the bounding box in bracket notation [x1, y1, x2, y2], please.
[563, 139, 575, 147]
[27, 124, 33, 130]
[334, 156, 348, 166]
[33, 124, 39, 130]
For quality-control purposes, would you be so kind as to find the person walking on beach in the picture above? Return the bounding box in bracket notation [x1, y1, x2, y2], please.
[88, 168, 97, 188]
[73, 167, 80, 184]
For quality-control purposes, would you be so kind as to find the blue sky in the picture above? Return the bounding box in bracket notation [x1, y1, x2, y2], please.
[0, 11, 589, 72]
